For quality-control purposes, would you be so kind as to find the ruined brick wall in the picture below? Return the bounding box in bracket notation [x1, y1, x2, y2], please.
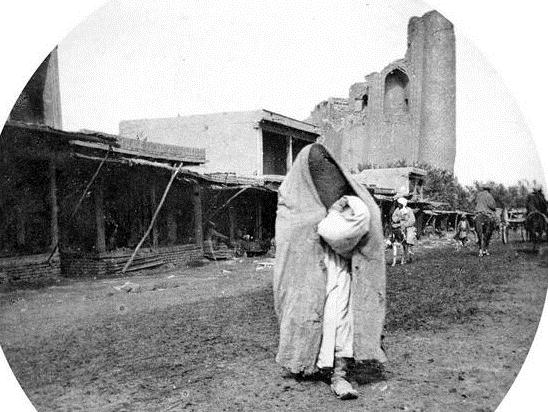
[307, 10, 455, 172]
[308, 98, 349, 161]
[413, 11, 456, 170]
[120, 111, 263, 176]
[9, 48, 62, 128]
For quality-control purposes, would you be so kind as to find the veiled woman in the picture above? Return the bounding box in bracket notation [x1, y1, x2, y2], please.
[273, 143, 387, 399]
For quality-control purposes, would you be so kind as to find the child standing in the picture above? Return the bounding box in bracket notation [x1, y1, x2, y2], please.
[455, 214, 471, 249]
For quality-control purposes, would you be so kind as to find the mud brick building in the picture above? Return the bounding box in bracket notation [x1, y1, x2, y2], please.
[119, 110, 323, 257]
[355, 167, 427, 200]
[0, 47, 73, 285]
[0, 122, 116, 285]
[0, 48, 211, 283]
[59, 135, 208, 277]
[0, 121, 209, 283]
[119, 110, 320, 177]
[307, 10, 456, 173]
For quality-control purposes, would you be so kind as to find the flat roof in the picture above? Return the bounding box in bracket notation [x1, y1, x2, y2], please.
[72, 132, 206, 165]
[358, 167, 427, 177]
[2, 120, 119, 146]
[260, 109, 320, 135]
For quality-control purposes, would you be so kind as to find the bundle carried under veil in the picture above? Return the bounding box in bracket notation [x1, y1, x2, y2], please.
[318, 195, 371, 258]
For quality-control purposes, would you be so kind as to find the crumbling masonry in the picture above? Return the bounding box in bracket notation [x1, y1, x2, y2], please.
[307, 10, 456, 172]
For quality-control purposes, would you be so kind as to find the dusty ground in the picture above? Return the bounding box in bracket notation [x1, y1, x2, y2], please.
[0, 233, 546, 412]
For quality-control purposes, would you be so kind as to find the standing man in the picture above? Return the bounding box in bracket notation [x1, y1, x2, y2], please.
[526, 185, 548, 216]
[474, 185, 497, 216]
[391, 197, 417, 259]
[474, 184, 497, 256]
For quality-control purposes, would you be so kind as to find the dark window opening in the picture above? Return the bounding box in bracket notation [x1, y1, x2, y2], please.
[384, 69, 409, 115]
[354, 93, 369, 112]
[262, 130, 288, 175]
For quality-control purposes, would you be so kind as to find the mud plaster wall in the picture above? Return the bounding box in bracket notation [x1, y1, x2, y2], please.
[308, 10, 456, 172]
[120, 111, 262, 176]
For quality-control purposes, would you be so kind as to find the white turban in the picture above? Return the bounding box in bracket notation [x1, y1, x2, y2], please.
[397, 197, 408, 206]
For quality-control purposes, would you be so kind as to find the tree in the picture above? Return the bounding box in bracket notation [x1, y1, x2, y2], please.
[356, 159, 534, 211]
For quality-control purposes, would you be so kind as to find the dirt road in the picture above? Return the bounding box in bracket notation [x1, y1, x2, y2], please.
[0, 238, 546, 411]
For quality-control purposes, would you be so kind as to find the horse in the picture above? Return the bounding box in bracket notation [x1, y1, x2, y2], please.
[525, 211, 548, 251]
[474, 212, 495, 257]
[389, 224, 408, 266]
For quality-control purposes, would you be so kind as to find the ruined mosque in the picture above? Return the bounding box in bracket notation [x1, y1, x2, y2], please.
[307, 10, 456, 173]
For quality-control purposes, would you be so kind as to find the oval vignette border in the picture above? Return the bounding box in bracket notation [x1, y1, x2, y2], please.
[0, 1, 546, 411]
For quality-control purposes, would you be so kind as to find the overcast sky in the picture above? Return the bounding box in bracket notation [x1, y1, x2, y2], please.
[20, 0, 547, 186]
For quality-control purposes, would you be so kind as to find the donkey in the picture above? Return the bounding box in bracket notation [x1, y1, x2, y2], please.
[474, 212, 495, 257]
[390, 225, 409, 266]
[526, 211, 547, 251]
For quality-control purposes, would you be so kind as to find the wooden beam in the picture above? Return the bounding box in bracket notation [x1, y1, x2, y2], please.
[72, 153, 198, 183]
[228, 206, 236, 243]
[150, 180, 159, 249]
[205, 186, 250, 222]
[259, 121, 318, 142]
[122, 163, 183, 273]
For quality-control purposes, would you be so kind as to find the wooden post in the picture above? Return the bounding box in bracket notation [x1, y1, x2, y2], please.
[49, 160, 59, 250]
[94, 181, 106, 253]
[193, 183, 203, 248]
[255, 194, 263, 240]
[256, 127, 263, 175]
[150, 180, 159, 248]
[122, 163, 183, 273]
[205, 186, 250, 222]
[228, 206, 236, 243]
[166, 211, 177, 245]
[46, 149, 110, 263]
[286, 136, 293, 173]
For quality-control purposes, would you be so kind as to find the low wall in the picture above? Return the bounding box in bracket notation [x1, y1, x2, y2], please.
[61, 244, 204, 278]
[0, 253, 61, 286]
